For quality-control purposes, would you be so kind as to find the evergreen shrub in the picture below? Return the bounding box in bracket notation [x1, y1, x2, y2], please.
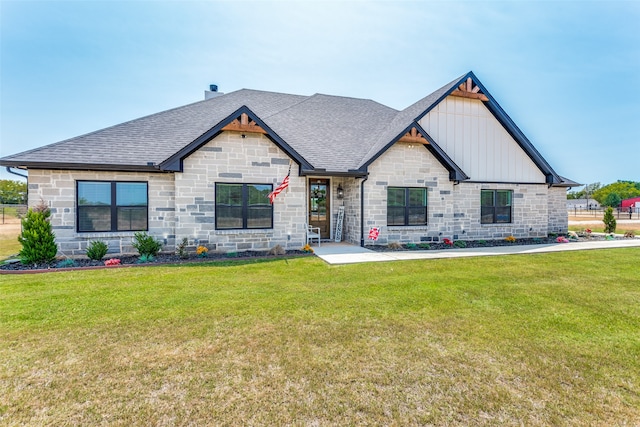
[86, 240, 109, 261]
[132, 232, 162, 257]
[18, 202, 57, 265]
[603, 207, 617, 234]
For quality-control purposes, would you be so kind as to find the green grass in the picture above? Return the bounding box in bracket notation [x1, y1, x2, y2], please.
[0, 223, 21, 261]
[1, 249, 640, 425]
[569, 224, 640, 234]
[0, 235, 20, 260]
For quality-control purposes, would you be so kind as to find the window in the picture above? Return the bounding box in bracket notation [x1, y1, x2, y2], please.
[77, 181, 148, 232]
[387, 187, 427, 226]
[481, 190, 512, 224]
[215, 183, 273, 230]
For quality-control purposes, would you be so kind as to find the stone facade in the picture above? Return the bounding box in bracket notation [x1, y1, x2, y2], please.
[548, 186, 569, 234]
[175, 131, 306, 253]
[361, 142, 567, 245]
[26, 135, 568, 257]
[28, 169, 175, 256]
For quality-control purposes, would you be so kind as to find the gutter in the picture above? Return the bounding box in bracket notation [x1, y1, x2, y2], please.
[360, 175, 369, 247]
[300, 169, 368, 178]
[5, 167, 27, 179]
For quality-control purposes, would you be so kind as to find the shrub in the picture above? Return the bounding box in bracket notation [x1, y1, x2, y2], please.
[56, 258, 76, 268]
[18, 202, 57, 265]
[576, 229, 592, 239]
[477, 240, 487, 245]
[176, 238, 189, 259]
[137, 254, 156, 264]
[417, 243, 431, 249]
[454, 240, 467, 248]
[624, 230, 635, 238]
[443, 238, 454, 247]
[301, 244, 314, 253]
[603, 207, 617, 234]
[268, 244, 286, 256]
[86, 240, 109, 260]
[505, 235, 516, 243]
[104, 258, 121, 266]
[132, 232, 162, 257]
[388, 242, 402, 250]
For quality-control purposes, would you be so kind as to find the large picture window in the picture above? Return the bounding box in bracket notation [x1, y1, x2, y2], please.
[77, 181, 148, 232]
[481, 190, 512, 224]
[215, 183, 273, 230]
[387, 187, 428, 226]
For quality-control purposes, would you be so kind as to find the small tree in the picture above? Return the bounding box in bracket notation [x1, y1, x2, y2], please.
[603, 206, 617, 234]
[18, 201, 57, 264]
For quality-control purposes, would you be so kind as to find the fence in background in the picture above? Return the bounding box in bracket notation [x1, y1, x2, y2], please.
[569, 207, 640, 220]
[0, 204, 28, 224]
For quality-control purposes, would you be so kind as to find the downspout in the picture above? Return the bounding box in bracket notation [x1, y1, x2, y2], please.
[6, 167, 27, 179]
[360, 175, 368, 247]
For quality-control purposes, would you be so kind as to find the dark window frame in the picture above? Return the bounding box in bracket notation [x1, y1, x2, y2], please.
[481, 189, 513, 224]
[76, 180, 149, 232]
[215, 182, 274, 230]
[386, 186, 428, 226]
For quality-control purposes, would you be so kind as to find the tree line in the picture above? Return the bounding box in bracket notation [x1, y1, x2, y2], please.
[567, 181, 640, 207]
[0, 179, 27, 204]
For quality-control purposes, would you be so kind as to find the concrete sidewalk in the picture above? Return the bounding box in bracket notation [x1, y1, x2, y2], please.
[313, 239, 640, 265]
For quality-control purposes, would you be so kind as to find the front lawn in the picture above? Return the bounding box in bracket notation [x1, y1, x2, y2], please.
[1, 249, 639, 425]
[0, 222, 21, 261]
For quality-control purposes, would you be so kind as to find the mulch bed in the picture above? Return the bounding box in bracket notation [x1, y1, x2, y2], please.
[1, 235, 628, 274]
[0, 250, 310, 274]
[365, 235, 619, 252]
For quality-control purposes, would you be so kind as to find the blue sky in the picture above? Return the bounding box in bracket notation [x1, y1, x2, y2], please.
[1, 0, 638, 187]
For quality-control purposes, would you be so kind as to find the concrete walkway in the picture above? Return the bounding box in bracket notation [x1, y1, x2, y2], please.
[313, 239, 640, 265]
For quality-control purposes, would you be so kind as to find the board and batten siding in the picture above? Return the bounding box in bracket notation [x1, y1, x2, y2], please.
[420, 96, 546, 183]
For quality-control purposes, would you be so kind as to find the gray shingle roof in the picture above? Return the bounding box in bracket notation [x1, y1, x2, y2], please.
[0, 89, 308, 170]
[0, 72, 568, 184]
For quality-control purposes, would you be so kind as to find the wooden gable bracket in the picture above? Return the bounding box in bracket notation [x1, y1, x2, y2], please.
[450, 77, 489, 101]
[398, 127, 430, 145]
[221, 113, 268, 134]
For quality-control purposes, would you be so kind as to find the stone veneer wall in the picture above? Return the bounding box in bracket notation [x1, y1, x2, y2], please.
[452, 182, 550, 239]
[27, 169, 175, 256]
[365, 143, 453, 245]
[25, 138, 568, 256]
[175, 131, 306, 253]
[364, 142, 559, 245]
[547, 186, 569, 234]
[328, 177, 361, 244]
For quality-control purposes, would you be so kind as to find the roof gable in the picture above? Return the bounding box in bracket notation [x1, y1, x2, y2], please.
[160, 105, 312, 172]
[0, 72, 567, 185]
[357, 71, 563, 184]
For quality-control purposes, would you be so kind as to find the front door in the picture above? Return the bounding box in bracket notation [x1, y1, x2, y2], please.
[309, 179, 330, 239]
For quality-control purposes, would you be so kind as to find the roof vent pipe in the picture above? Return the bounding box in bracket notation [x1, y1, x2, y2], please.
[205, 84, 224, 100]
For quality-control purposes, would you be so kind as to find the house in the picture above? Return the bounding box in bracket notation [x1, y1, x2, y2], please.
[566, 198, 600, 211]
[0, 72, 576, 256]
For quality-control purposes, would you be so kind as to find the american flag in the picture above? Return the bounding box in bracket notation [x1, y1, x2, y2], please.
[268, 168, 290, 204]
